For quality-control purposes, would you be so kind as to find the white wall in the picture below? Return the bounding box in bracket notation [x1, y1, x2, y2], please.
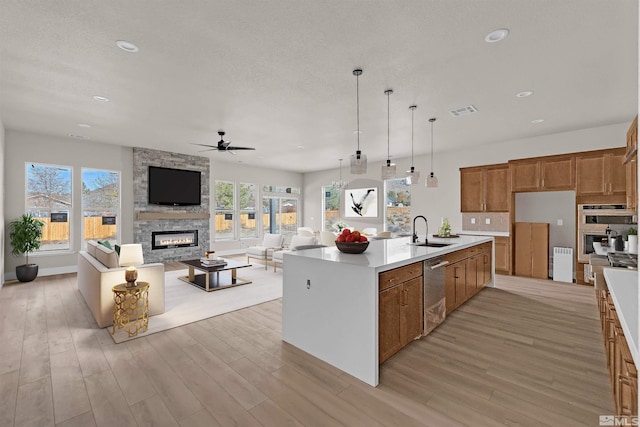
[3, 130, 306, 276]
[209, 160, 303, 253]
[303, 122, 631, 235]
[3, 130, 134, 280]
[0, 120, 5, 287]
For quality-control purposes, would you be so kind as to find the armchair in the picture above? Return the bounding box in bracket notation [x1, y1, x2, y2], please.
[247, 233, 284, 270]
[272, 234, 316, 272]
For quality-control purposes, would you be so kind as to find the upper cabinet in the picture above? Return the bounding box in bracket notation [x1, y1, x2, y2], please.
[576, 148, 626, 197]
[460, 164, 509, 212]
[510, 155, 575, 192]
[625, 116, 638, 210]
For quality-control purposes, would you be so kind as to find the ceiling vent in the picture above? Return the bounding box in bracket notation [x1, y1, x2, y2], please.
[449, 105, 478, 117]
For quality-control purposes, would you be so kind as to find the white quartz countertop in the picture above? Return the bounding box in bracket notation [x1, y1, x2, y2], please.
[593, 242, 637, 256]
[459, 230, 510, 237]
[288, 235, 493, 273]
[603, 268, 639, 367]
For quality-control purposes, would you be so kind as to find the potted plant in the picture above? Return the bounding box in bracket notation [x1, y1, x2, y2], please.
[9, 214, 45, 282]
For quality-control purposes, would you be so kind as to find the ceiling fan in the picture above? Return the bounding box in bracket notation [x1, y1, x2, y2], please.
[193, 131, 256, 154]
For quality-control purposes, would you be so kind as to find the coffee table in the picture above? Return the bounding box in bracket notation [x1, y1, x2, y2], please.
[179, 259, 252, 292]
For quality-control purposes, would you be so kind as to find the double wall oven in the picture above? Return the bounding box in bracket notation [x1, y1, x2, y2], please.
[577, 204, 637, 263]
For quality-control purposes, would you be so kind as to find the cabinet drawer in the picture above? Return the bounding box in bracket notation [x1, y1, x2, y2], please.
[379, 262, 422, 291]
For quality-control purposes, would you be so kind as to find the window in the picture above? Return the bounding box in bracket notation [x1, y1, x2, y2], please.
[322, 186, 340, 231]
[384, 178, 411, 234]
[262, 197, 298, 236]
[239, 183, 257, 239]
[26, 163, 72, 251]
[82, 169, 120, 248]
[214, 180, 235, 240]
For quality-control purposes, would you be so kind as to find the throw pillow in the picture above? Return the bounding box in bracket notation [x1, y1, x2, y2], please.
[97, 240, 113, 250]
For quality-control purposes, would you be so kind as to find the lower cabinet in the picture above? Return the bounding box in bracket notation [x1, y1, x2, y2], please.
[445, 243, 492, 315]
[494, 236, 510, 275]
[379, 263, 423, 364]
[598, 290, 638, 418]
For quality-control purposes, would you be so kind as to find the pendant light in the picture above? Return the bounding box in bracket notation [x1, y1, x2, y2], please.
[425, 117, 439, 188]
[350, 68, 367, 174]
[332, 158, 348, 190]
[381, 89, 396, 179]
[405, 105, 420, 185]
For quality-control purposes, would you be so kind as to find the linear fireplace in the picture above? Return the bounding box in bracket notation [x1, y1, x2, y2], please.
[152, 230, 198, 249]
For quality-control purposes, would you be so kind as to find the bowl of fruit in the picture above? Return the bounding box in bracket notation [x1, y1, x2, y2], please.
[335, 229, 369, 254]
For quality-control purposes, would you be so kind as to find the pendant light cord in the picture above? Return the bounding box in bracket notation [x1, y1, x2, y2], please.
[410, 105, 417, 166]
[356, 73, 360, 151]
[429, 117, 436, 172]
[386, 90, 391, 160]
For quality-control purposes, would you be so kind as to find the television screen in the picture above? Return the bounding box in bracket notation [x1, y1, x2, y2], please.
[148, 166, 201, 206]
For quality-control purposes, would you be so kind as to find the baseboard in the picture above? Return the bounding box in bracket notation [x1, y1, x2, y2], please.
[217, 249, 247, 256]
[4, 265, 77, 282]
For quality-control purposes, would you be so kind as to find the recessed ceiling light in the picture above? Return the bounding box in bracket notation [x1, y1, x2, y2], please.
[116, 40, 139, 53]
[297, 145, 304, 149]
[516, 91, 534, 98]
[77, 123, 91, 128]
[92, 95, 109, 102]
[531, 119, 544, 124]
[485, 28, 510, 43]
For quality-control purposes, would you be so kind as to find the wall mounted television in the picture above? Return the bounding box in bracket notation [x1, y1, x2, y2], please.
[148, 166, 201, 206]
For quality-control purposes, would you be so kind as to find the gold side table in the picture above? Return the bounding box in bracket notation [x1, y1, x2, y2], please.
[112, 282, 149, 337]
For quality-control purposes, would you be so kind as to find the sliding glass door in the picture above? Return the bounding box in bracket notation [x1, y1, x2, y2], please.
[262, 196, 298, 237]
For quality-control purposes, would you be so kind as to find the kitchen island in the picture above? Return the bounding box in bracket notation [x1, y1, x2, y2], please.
[282, 235, 494, 386]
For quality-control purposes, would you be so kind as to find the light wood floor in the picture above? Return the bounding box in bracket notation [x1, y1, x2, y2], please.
[0, 270, 614, 427]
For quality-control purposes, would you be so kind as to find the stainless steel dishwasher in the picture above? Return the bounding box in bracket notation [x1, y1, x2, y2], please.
[423, 257, 449, 335]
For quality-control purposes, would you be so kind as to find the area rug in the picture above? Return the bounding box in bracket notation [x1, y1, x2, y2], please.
[110, 264, 282, 343]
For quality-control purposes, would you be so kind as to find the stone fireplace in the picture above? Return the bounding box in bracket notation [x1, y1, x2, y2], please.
[152, 230, 198, 250]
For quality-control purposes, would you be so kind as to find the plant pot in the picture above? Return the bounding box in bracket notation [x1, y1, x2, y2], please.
[16, 264, 38, 282]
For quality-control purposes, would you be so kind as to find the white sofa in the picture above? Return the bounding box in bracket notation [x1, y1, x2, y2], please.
[77, 241, 165, 328]
[272, 234, 318, 272]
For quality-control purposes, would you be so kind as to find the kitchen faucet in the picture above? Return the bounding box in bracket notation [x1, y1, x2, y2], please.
[412, 215, 428, 244]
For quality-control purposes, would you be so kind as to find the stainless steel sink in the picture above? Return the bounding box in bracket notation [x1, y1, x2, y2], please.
[415, 242, 451, 248]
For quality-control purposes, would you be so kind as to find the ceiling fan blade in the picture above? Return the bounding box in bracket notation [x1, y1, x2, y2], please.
[191, 143, 218, 148]
[226, 148, 237, 155]
[226, 146, 256, 151]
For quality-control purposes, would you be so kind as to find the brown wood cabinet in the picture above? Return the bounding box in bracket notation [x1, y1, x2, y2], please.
[598, 289, 638, 419]
[460, 164, 509, 212]
[445, 243, 492, 314]
[510, 155, 575, 192]
[514, 222, 549, 279]
[379, 263, 423, 364]
[625, 116, 638, 210]
[494, 236, 510, 275]
[576, 149, 626, 197]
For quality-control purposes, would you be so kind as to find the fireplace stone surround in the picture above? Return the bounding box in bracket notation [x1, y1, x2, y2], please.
[133, 148, 210, 263]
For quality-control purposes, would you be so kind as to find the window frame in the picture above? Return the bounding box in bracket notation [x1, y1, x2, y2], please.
[81, 168, 121, 250]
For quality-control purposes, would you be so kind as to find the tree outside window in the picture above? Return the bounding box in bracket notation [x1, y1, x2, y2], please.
[26, 163, 72, 251]
[82, 169, 120, 247]
[215, 180, 234, 240]
[384, 178, 411, 233]
[323, 186, 340, 231]
[239, 183, 257, 239]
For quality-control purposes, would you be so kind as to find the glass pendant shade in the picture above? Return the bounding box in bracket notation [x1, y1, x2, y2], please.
[406, 166, 420, 185]
[425, 117, 438, 188]
[333, 159, 348, 189]
[350, 150, 367, 174]
[426, 172, 438, 188]
[381, 159, 396, 179]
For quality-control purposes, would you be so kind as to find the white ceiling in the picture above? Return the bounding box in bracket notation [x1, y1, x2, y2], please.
[0, 1, 637, 173]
